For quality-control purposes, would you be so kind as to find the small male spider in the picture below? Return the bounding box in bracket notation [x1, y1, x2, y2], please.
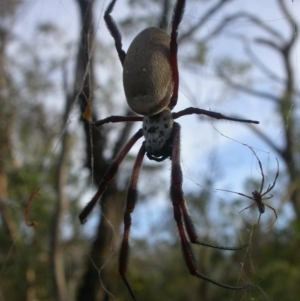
[217, 147, 279, 226]
[79, 0, 258, 299]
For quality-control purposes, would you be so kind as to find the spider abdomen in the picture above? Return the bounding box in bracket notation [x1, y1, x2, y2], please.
[123, 27, 173, 116]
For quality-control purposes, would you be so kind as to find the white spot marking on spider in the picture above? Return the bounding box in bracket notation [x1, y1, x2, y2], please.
[142, 67, 147, 72]
[143, 108, 173, 156]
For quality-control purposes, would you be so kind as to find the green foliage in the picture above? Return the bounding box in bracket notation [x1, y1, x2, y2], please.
[0, 15, 81, 300]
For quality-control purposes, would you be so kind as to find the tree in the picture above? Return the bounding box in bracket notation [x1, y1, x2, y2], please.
[213, 0, 300, 220]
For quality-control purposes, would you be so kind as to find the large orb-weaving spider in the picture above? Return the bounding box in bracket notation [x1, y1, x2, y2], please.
[79, 0, 258, 299]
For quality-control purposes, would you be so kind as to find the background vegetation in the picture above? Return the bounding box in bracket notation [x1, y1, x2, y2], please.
[0, 0, 299, 300]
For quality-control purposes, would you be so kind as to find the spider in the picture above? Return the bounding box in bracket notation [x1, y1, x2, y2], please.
[79, 0, 259, 299]
[217, 147, 279, 226]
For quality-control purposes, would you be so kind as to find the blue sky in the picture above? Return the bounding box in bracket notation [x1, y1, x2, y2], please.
[11, 0, 300, 237]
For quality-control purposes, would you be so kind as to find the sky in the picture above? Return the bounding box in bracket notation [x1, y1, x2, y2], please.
[9, 0, 300, 237]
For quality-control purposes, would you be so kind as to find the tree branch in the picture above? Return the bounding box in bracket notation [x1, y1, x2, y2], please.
[248, 124, 282, 156]
[217, 67, 279, 102]
[201, 11, 284, 44]
[179, 0, 234, 44]
[242, 37, 283, 83]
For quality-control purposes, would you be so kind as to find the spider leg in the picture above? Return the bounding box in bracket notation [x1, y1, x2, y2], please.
[265, 204, 277, 219]
[265, 204, 278, 228]
[180, 202, 248, 250]
[239, 203, 256, 214]
[217, 189, 254, 201]
[262, 194, 273, 200]
[104, 0, 126, 65]
[248, 147, 265, 194]
[93, 115, 143, 127]
[169, 0, 186, 110]
[262, 157, 279, 195]
[172, 107, 259, 124]
[119, 143, 146, 301]
[257, 213, 262, 224]
[171, 122, 250, 290]
[79, 129, 143, 223]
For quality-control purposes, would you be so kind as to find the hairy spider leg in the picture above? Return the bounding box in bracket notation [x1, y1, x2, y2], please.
[91, 107, 260, 128]
[92, 107, 260, 127]
[172, 107, 259, 124]
[93, 115, 143, 127]
[104, 0, 126, 65]
[170, 122, 250, 290]
[169, 0, 185, 110]
[119, 143, 146, 301]
[79, 129, 143, 223]
[91, 107, 259, 128]
[179, 201, 248, 250]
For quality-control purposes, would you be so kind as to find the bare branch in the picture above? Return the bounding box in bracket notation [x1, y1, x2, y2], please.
[243, 39, 283, 83]
[50, 59, 75, 301]
[255, 38, 281, 51]
[278, 0, 297, 41]
[179, 0, 234, 43]
[217, 67, 279, 102]
[201, 12, 284, 44]
[247, 124, 282, 156]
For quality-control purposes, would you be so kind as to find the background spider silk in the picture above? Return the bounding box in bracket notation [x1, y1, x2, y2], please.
[13, 0, 295, 231]
[1, 0, 300, 301]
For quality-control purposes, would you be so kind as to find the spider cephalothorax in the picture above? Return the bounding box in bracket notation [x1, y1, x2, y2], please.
[79, 0, 260, 300]
[143, 108, 173, 161]
[252, 191, 266, 213]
